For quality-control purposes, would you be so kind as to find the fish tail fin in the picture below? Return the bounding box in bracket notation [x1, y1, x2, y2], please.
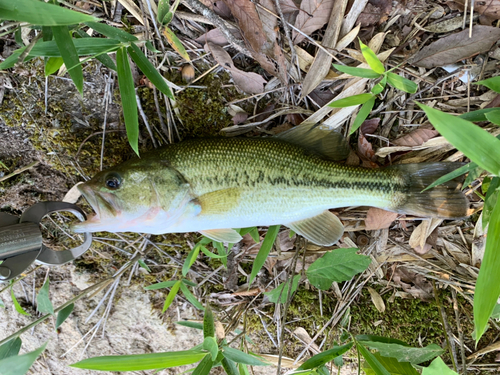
[390, 163, 469, 218]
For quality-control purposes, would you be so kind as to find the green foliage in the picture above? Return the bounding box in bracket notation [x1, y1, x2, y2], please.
[421, 357, 458, 375]
[296, 343, 353, 371]
[36, 278, 54, 315]
[363, 353, 419, 375]
[145, 278, 204, 311]
[0, 338, 21, 360]
[264, 275, 301, 303]
[474, 76, 500, 93]
[10, 288, 29, 316]
[359, 40, 385, 74]
[52, 26, 83, 94]
[358, 341, 444, 365]
[248, 225, 280, 285]
[55, 303, 74, 329]
[0, 342, 47, 375]
[306, 248, 371, 290]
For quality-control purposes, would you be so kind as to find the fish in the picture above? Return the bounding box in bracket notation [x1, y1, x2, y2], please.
[72, 124, 468, 246]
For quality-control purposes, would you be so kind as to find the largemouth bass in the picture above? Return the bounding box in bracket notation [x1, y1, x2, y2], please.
[72, 126, 468, 245]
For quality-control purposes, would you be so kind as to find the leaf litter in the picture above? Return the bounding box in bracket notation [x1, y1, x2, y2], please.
[3, 0, 500, 372]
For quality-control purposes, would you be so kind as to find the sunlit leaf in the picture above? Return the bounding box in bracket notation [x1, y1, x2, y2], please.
[475, 76, 500, 93]
[417, 102, 500, 176]
[116, 47, 139, 155]
[350, 96, 376, 135]
[52, 26, 83, 94]
[71, 350, 207, 371]
[421, 357, 458, 375]
[306, 248, 371, 290]
[36, 278, 54, 315]
[222, 347, 268, 366]
[297, 343, 353, 370]
[359, 40, 385, 74]
[248, 225, 280, 285]
[371, 75, 387, 95]
[127, 43, 174, 99]
[162, 26, 190, 61]
[264, 275, 300, 303]
[44, 57, 63, 76]
[359, 341, 444, 365]
[386, 72, 418, 93]
[328, 93, 374, 108]
[0, 338, 22, 360]
[363, 352, 419, 375]
[0, 0, 96, 25]
[162, 280, 182, 312]
[55, 303, 74, 329]
[357, 342, 390, 375]
[332, 64, 380, 78]
[10, 289, 29, 316]
[0, 342, 47, 375]
[474, 195, 500, 342]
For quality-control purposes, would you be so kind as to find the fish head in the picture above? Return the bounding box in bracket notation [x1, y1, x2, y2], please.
[72, 159, 192, 234]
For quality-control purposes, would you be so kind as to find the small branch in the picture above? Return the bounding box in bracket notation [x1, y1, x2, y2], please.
[0, 161, 39, 183]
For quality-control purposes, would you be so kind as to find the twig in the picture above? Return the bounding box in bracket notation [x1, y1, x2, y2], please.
[273, 0, 296, 68]
[433, 281, 458, 372]
[451, 288, 467, 374]
[0, 161, 39, 183]
[136, 90, 158, 148]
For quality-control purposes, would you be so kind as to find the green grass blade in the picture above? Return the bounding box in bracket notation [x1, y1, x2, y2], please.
[483, 177, 500, 229]
[328, 93, 374, 108]
[459, 108, 500, 122]
[297, 343, 353, 370]
[0, 49, 25, 70]
[417, 102, 500, 176]
[116, 47, 139, 155]
[356, 342, 390, 375]
[350, 95, 375, 135]
[10, 288, 29, 316]
[474, 195, 500, 342]
[75, 30, 117, 71]
[332, 64, 380, 78]
[127, 43, 174, 98]
[52, 26, 83, 94]
[183, 243, 202, 276]
[162, 280, 182, 312]
[44, 57, 63, 76]
[0, 342, 47, 375]
[485, 110, 500, 126]
[386, 72, 418, 93]
[157, 0, 171, 24]
[71, 350, 207, 371]
[179, 283, 205, 310]
[222, 347, 268, 366]
[0, 0, 96, 25]
[202, 337, 218, 361]
[85, 21, 138, 42]
[162, 26, 190, 61]
[203, 304, 215, 338]
[422, 162, 476, 192]
[222, 357, 239, 375]
[248, 225, 280, 285]
[359, 40, 385, 74]
[36, 278, 54, 315]
[192, 354, 213, 375]
[371, 75, 387, 95]
[145, 280, 179, 290]
[475, 76, 500, 93]
[211, 240, 227, 267]
[55, 303, 74, 329]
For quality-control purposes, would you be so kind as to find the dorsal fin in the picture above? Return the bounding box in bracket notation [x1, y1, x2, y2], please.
[277, 123, 350, 161]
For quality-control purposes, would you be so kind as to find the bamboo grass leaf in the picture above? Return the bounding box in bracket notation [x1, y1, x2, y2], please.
[356, 342, 391, 375]
[0, 342, 47, 375]
[202, 337, 218, 361]
[203, 304, 215, 338]
[297, 343, 353, 370]
[70, 350, 207, 371]
[423, 162, 476, 192]
[10, 289, 29, 316]
[179, 283, 205, 311]
[386, 72, 418, 93]
[0, 338, 22, 360]
[485, 110, 500, 126]
[222, 357, 239, 375]
[350, 96, 376, 135]
[85, 21, 138, 42]
[55, 303, 74, 329]
[221, 347, 268, 366]
[192, 354, 213, 375]
[144, 280, 179, 290]
[116, 47, 139, 155]
[52, 26, 83, 94]
[474, 195, 500, 342]
[475, 76, 500, 93]
[0, 0, 97, 25]
[459, 108, 500, 122]
[416, 102, 500, 176]
[332, 64, 381, 78]
[483, 177, 500, 229]
[421, 357, 458, 375]
[36, 278, 54, 315]
[44, 57, 64, 76]
[328, 93, 374, 108]
[264, 275, 300, 303]
[248, 225, 280, 285]
[359, 40, 385, 74]
[162, 280, 182, 312]
[162, 26, 190, 61]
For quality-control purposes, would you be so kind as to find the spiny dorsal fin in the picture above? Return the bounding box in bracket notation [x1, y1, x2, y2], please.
[199, 229, 242, 243]
[286, 211, 344, 246]
[277, 123, 350, 161]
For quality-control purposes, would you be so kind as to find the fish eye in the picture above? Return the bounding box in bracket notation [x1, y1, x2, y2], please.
[105, 173, 122, 190]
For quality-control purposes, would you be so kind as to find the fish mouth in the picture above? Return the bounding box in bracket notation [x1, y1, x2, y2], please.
[72, 184, 120, 233]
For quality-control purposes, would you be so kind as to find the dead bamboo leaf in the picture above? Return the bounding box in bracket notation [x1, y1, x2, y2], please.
[392, 129, 439, 147]
[448, 0, 500, 24]
[357, 0, 392, 27]
[205, 42, 266, 94]
[301, 0, 348, 97]
[367, 286, 386, 313]
[257, 354, 303, 368]
[365, 208, 398, 230]
[195, 28, 242, 46]
[293, 327, 320, 353]
[292, 0, 335, 44]
[472, 212, 487, 267]
[409, 219, 442, 254]
[467, 340, 500, 360]
[393, 267, 433, 301]
[294, 46, 339, 78]
[410, 25, 500, 68]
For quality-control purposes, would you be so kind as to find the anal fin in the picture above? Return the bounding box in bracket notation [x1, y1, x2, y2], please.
[200, 229, 243, 243]
[286, 211, 344, 246]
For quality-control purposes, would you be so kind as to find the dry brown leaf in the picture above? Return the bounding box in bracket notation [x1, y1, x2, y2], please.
[223, 0, 266, 52]
[360, 118, 379, 135]
[279, 0, 300, 13]
[410, 25, 500, 68]
[393, 267, 433, 301]
[357, 0, 391, 27]
[195, 28, 242, 46]
[365, 208, 398, 230]
[205, 42, 266, 94]
[199, 0, 233, 18]
[293, 0, 335, 44]
[447, 0, 500, 23]
[409, 219, 442, 255]
[293, 327, 320, 353]
[367, 286, 386, 313]
[392, 129, 439, 147]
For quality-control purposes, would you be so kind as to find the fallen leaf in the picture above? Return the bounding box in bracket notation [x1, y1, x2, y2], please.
[367, 286, 386, 313]
[293, 327, 320, 353]
[293, 0, 335, 44]
[309, 87, 336, 107]
[279, 0, 300, 13]
[357, 1, 391, 27]
[447, 0, 500, 24]
[199, 0, 233, 18]
[278, 229, 296, 251]
[227, 104, 248, 124]
[393, 267, 433, 301]
[195, 28, 242, 46]
[392, 129, 439, 147]
[365, 208, 398, 230]
[205, 42, 267, 94]
[408, 219, 442, 255]
[410, 25, 500, 68]
[360, 118, 380, 135]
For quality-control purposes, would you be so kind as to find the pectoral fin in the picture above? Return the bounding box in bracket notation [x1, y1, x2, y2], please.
[197, 188, 241, 215]
[199, 229, 243, 243]
[286, 211, 344, 246]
